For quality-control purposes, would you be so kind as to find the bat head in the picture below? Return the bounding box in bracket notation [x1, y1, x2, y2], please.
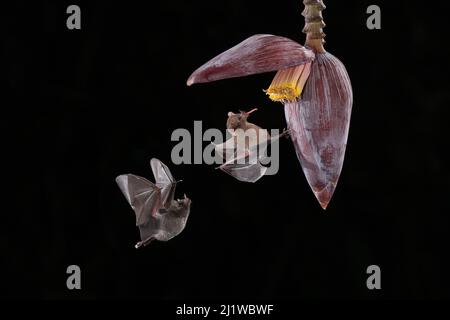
[226, 108, 257, 130]
[173, 194, 191, 217]
[226, 111, 241, 130]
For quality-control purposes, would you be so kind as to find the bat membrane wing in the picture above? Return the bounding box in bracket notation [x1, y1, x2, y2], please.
[218, 133, 285, 182]
[150, 158, 177, 208]
[115, 174, 162, 225]
[214, 136, 246, 162]
[220, 162, 267, 183]
[150, 158, 175, 184]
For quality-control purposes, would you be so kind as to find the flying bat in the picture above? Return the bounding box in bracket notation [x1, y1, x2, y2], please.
[214, 109, 289, 183]
[116, 158, 192, 248]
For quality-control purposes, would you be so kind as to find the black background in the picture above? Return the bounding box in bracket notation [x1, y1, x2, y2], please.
[2, 0, 450, 300]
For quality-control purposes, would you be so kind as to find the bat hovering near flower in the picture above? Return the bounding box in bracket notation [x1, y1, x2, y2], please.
[214, 108, 289, 183]
[115, 158, 192, 249]
[187, 0, 352, 209]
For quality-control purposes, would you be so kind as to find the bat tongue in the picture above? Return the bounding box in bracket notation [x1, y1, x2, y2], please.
[242, 108, 257, 117]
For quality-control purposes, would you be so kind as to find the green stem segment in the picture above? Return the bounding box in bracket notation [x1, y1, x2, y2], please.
[302, 0, 326, 52]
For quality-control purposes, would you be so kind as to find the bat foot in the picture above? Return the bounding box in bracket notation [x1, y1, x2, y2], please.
[135, 237, 155, 249]
[281, 128, 291, 139]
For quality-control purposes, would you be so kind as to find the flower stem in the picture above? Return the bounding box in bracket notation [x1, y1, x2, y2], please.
[302, 0, 326, 53]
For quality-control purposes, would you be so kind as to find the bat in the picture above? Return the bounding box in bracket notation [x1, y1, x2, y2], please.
[214, 109, 289, 183]
[115, 158, 192, 249]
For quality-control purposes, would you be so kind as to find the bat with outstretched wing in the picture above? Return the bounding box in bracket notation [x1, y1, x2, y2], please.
[116, 158, 191, 249]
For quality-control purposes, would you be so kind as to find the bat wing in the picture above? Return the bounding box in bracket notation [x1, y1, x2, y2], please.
[115, 174, 162, 225]
[218, 142, 267, 183]
[150, 158, 177, 208]
[220, 162, 268, 183]
[217, 132, 287, 183]
[213, 137, 239, 161]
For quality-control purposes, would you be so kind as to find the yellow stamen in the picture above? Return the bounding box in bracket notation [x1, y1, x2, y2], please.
[264, 63, 312, 102]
